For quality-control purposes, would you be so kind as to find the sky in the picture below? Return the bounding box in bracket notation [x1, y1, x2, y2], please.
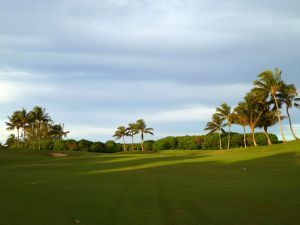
[0, 0, 300, 143]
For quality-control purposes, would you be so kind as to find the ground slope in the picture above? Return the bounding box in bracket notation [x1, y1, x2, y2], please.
[1, 141, 300, 225]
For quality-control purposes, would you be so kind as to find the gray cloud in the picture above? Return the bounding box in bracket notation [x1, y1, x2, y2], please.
[0, 0, 300, 142]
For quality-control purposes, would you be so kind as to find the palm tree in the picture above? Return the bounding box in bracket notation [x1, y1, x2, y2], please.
[253, 68, 286, 143]
[113, 126, 127, 151]
[204, 113, 225, 150]
[239, 91, 265, 147]
[257, 109, 278, 145]
[18, 108, 29, 143]
[232, 105, 248, 148]
[277, 83, 300, 140]
[26, 111, 38, 150]
[126, 123, 138, 151]
[135, 119, 154, 151]
[31, 106, 52, 150]
[6, 111, 22, 149]
[216, 103, 232, 149]
[49, 124, 70, 140]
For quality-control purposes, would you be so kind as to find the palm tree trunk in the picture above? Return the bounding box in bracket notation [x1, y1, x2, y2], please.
[263, 127, 272, 145]
[141, 133, 144, 151]
[286, 106, 298, 140]
[131, 135, 134, 151]
[227, 124, 231, 149]
[122, 136, 126, 151]
[23, 128, 26, 146]
[17, 128, 20, 149]
[243, 126, 247, 148]
[251, 126, 257, 147]
[218, 132, 222, 150]
[273, 95, 286, 143]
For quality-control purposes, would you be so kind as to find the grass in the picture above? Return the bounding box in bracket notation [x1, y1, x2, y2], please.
[1, 141, 300, 225]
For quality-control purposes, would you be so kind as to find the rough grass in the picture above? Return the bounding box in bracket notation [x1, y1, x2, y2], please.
[1, 141, 300, 225]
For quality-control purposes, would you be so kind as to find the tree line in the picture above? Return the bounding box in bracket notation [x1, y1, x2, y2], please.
[5, 106, 69, 150]
[205, 68, 300, 149]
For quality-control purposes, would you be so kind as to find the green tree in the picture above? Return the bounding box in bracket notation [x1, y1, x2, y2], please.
[253, 68, 286, 143]
[31, 106, 52, 150]
[113, 126, 127, 151]
[6, 111, 22, 149]
[204, 113, 225, 150]
[49, 124, 69, 140]
[135, 119, 154, 151]
[238, 91, 265, 147]
[232, 105, 248, 148]
[216, 103, 233, 149]
[257, 109, 278, 145]
[277, 83, 300, 140]
[126, 123, 138, 151]
[18, 108, 29, 143]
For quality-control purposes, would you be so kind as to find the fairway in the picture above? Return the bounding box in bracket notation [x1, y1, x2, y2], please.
[1, 141, 300, 225]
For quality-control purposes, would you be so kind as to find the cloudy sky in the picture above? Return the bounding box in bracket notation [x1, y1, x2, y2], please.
[0, 0, 300, 143]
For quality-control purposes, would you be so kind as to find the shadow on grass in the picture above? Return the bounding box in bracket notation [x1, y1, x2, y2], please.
[79, 151, 300, 175]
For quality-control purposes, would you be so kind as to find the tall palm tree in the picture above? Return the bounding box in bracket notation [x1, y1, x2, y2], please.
[204, 113, 225, 150]
[239, 91, 265, 147]
[232, 105, 248, 148]
[18, 108, 29, 143]
[31, 106, 52, 150]
[126, 123, 138, 151]
[135, 119, 154, 151]
[26, 110, 38, 150]
[49, 124, 70, 140]
[277, 83, 300, 140]
[253, 68, 286, 143]
[113, 126, 127, 151]
[6, 111, 22, 149]
[257, 109, 278, 145]
[216, 103, 232, 149]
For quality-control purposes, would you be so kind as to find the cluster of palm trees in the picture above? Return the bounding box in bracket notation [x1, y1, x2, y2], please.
[6, 106, 69, 150]
[205, 68, 299, 149]
[113, 119, 154, 151]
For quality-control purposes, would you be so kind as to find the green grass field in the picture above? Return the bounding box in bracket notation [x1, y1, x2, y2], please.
[1, 141, 300, 225]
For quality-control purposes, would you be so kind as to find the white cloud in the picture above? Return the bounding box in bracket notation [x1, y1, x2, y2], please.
[146, 106, 215, 123]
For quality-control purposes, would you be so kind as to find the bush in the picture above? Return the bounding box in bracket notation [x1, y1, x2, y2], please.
[40, 140, 53, 150]
[153, 136, 177, 151]
[143, 140, 155, 151]
[177, 136, 202, 150]
[104, 140, 121, 153]
[90, 142, 105, 153]
[65, 139, 79, 151]
[202, 134, 222, 150]
[221, 133, 245, 149]
[78, 139, 93, 151]
[255, 133, 278, 146]
[52, 140, 66, 151]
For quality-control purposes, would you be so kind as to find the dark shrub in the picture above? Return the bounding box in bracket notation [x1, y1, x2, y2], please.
[40, 140, 53, 150]
[144, 140, 155, 151]
[105, 140, 122, 153]
[52, 140, 66, 151]
[202, 134, 222, 150]
[90, 142, 105, 152]
[78, 139, 93, 151]
[177, 136, 202, 150]
[65, 139, 79, 151]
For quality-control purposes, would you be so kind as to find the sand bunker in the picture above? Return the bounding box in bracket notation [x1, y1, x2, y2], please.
[50, 152, 68, 157]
